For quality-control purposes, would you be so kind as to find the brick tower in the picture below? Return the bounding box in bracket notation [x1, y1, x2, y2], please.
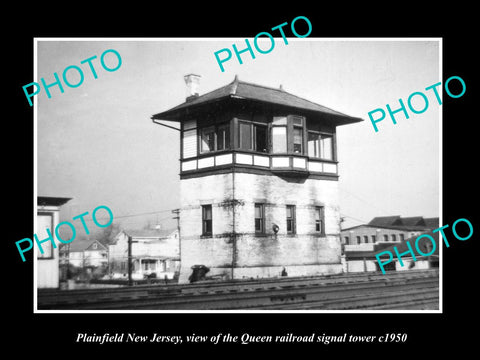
[152, 75, 362, 283]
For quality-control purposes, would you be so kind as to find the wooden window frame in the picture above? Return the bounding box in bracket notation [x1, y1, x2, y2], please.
[286, 205, 296, 234]
[202, 205, 213, 237]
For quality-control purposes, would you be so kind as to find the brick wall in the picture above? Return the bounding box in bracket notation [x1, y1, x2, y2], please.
[341, 225, 421, 246]
[178, 172, 342, 282]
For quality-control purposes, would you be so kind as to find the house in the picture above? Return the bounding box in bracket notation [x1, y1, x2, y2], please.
[152, 74, 363, 283]
[108, 228, 180, 280]
[36, 196, 72, 289]
[60, 239, 108, 268]
[340, 215, 439, 272]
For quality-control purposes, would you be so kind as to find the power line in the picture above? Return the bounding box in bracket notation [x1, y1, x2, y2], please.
[340, 213, 368, 225]
[339, 187, 389, 215]
[73, 208, 180, 223]
[104, 208, 179, 220]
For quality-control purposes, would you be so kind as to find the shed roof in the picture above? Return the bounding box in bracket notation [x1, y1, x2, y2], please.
[400, 216, 426, 227]
[38, 196, 72, 207]
[381, 231, 440, 258]
[367, 216, 402, 227]
[152, 76, 363, 126]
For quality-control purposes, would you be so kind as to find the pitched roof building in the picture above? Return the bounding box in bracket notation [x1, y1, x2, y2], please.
[108, 228, 180, 280]
[153, 75, 362, 282]
[59, 239, 108, 268]
[152, 75, 363, 126]
[340, 215, 439, 273]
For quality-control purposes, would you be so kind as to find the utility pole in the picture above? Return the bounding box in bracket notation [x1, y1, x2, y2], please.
[128, 234, 132, 286]
[172, 209, 180, 230]
[126, 233, 138, 286]
[172, 209, 181, 277]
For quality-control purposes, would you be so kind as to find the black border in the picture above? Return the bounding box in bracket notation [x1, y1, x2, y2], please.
[6, 6, 477, 355]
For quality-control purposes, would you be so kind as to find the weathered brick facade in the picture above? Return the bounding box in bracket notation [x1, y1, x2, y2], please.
[178, 172, 342, 282]
[152, 76, 363, 283]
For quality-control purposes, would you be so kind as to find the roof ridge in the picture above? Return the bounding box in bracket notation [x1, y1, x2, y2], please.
[236, 78, 352, 117]
[152, 76, 364, 124]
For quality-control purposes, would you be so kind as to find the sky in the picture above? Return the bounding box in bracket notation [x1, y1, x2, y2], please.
[36, 38, 440, 235]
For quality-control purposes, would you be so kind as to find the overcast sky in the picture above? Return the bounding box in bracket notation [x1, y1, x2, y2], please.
[36, 38, 440, 234]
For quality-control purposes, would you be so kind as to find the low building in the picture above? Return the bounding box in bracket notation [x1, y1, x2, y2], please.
[36, 196, 72, 289]
[108, 228, 180, 280]
[341, 215, 439, 272]
[381, 231, 440, 272]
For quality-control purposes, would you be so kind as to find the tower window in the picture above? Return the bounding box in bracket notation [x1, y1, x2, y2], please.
[315, 206, 325, 235]
[286, 205, 296, 234]
[254, 203, 265, 234]
[307, 132, 334, 160]
[200, 126, 215, 153]
[293, 127, 303, 154]
[272, 125, 287, 153]
[216, 123, 230, 151]
[200, 123, 230, 153]
[202, 205, 212, 236]
[239, 122, 268, 152]
[254, 125, 268, 152]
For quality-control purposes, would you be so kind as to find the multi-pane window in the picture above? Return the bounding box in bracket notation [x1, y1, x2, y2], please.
[254, 203, 265, 233]
[315, 206, 325, 235]
[217, 124, 230, 150]
[239, 122, 252, 150]
[293, 127, 303, 153]
[272, 116, 287, 153]
[292, 116, 304, 154]
[272, 126, 287, 153]
[239, 122, 268, 152]
[202, 205, 212, 236]
[307, 132, 334, 160]
[200, 124, 230, 153]
[286, 205, 296, 234]
[255, 125, 268, 152]
[200, 126, 215, 153]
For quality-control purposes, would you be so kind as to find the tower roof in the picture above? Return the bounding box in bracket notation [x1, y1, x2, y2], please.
[152, 76, 363, 126]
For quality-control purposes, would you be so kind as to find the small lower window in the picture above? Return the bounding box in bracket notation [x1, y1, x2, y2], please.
[254, 203, 265, 234]
[202, 205, 212, 236]
[315, 206, 325, 235]
[286, 205, 296, 234]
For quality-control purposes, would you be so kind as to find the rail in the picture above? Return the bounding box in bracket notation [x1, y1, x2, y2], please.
[37, 269, 439, 310]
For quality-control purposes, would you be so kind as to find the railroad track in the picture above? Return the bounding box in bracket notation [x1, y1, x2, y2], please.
[37, 269, 439, 310]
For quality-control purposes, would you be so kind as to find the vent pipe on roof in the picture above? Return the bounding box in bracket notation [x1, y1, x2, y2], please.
[184, 74, 201, 102]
